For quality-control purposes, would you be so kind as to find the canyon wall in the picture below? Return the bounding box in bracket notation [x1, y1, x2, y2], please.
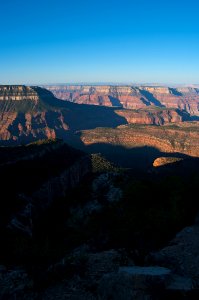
[0, 85, 198, 148]
[116, 108, 183, 125]
[0, 85, 39, 102]
[0, 85, 191, 145]
[44, 85, 199, 116]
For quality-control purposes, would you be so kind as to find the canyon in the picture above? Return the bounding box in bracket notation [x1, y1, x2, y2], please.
[1, 85, 199, 299]
[0, 85, 198, 145]
[44, 85, 199, 116]
[1, 85, 199, 169]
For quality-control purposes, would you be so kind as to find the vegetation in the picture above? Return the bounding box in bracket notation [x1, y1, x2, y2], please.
[1, 141, 199, 289]
[91, 153, 120, 173]
[58, 163, 199, 261]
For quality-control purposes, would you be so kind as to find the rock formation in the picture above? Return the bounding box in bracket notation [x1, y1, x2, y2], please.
[80, 123, 199, 158]
[116, 108, 184, 125]
[153, 157, 184, 167]
[0, 85, 193, 145]
[0, 85, 39, 102]
[44, 85, 199, 116]
[1, 85, 199, 169]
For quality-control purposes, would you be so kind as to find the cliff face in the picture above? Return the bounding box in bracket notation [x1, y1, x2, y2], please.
[0, 111, 67, 143]
[0, 85, 39, 102]
[140, 86, 199, 115]
[0, 85, 199, 148]
[0, 85, 191, 145]
[44, 85, 199, 116]
[0, 86, 69, 144]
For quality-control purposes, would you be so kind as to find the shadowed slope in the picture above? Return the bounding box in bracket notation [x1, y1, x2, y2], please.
[0, 86, 128, 145]
[139, 89, 165, 107]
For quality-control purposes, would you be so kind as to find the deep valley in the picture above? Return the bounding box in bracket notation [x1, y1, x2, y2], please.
[1, 85, 199, 299]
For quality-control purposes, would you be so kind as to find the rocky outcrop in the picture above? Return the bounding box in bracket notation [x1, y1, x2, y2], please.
[148, 224, 199, 293]
[149, 226, 199, 281]
[153, 157, 184, 167]
[39, 248, 195, 299]
[44, 85, 199, 116]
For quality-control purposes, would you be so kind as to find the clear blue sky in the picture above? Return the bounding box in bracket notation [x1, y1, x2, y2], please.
[0, 0, 199, 84]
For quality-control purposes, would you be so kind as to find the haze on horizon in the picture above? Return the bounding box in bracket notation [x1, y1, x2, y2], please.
[1, 0, 199, 85]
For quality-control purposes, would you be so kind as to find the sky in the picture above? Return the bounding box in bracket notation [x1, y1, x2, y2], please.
[0, 0, 199, 85]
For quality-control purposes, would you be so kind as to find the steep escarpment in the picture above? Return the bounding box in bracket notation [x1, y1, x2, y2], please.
[0, 86, 69, 143]
[44, 85, 199, 116]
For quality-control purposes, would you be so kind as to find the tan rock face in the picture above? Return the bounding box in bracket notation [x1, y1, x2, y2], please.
[0, 85, 39, 102]
[80, 123, 199, 158]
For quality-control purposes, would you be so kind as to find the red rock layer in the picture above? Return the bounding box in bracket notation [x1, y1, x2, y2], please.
[44, 85, 199, 116]
[0, 111, 68, 143]
[116, 109, 182, 125]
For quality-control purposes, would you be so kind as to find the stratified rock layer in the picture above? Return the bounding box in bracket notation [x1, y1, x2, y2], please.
[44, 85, 199, 116]
[80, 123, 199, 158]
[1, 85, 199, 166]
[0, 85, 190, 145]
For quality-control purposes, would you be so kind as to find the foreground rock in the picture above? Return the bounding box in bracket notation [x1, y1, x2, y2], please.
[0, 267, 34, 300]
[149, 225, 199, 288]
[98, 266, 171, 299]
